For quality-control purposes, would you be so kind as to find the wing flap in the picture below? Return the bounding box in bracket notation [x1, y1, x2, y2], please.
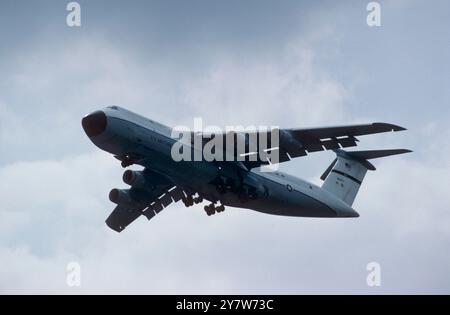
[322, 139, 341, 150]
[336, 136, 358, 148]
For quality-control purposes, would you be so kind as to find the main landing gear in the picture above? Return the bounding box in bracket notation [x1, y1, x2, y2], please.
[182, 194, 203, 207]
[182, 194, 226, 216]
[204, 203, 225, 216]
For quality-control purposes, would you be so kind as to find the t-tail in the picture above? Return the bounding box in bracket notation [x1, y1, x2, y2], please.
[321, 149, 412, 206]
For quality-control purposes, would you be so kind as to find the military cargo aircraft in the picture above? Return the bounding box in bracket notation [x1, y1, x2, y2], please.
[82, 106, 410, 232]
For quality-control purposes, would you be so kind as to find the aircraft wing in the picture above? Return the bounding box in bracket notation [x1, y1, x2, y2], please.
[105, 202, 143, 233]
[105, 174, 186, 233]
[194, 122, 406, 168]
[278, 122, 406, 157]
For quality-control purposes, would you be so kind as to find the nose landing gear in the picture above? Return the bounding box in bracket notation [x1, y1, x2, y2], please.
[118, 154, 137, 168]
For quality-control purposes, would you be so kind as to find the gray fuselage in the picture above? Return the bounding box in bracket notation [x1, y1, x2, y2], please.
[84, 106, 359, 218]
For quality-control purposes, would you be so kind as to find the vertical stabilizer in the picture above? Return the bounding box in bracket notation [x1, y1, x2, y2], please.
[321, 149, 411, 206]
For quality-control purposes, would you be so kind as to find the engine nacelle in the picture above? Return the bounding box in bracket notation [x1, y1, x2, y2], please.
[109, 188, 133, 205]
[109, 188, 151, 208]
[123, 169, 172, 190]
[123, 170, 146, 187]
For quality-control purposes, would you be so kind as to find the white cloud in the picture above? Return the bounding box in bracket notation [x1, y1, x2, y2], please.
[0, 2, 449, 294]
[179, 35, 349, 128]
[1, 121, 449, 294]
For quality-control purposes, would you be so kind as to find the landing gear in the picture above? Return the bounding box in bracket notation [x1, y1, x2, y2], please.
[193, 196, 203, 204]
[120, 155, 135, 168]
[203, 203, 225, 216]
[182, 195, 194, 207]
[182, 194, 203, 207]
[182, 192, 225, 216]
[204, 204, 215, 216]
[216, 204, 225, 213]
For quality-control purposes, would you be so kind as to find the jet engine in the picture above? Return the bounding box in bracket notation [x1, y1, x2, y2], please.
[109, 188, 132, 205]
[109, 188, 152, 208]
[123, 170, 147, 187]
[122, 169, 171, 190]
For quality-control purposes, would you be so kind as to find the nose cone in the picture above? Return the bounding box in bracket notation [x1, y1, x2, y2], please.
[82, 110, 107, 137]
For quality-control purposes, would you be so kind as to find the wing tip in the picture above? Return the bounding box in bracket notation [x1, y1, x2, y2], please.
[105, 219, 125, 233]
[373, 122, 407, 132]
[380, 148, 413, 155]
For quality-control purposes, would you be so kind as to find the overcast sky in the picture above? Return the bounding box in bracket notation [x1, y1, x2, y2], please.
[0, 0, 449, 294]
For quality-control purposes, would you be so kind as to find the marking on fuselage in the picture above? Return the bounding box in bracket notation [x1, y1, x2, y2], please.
[331, 170, 362, 185]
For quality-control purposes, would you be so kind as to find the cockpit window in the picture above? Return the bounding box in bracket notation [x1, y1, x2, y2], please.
[108, 106, 119, 110]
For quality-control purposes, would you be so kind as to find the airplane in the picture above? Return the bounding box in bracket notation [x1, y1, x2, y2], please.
[81, 106, 411, 233]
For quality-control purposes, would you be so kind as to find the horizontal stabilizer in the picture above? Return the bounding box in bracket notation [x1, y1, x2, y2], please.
[336, 149, 412, 171]
[322, 148, 411, 206]
[345, 149, 412, 160]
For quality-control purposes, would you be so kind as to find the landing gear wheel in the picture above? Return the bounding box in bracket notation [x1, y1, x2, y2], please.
[216, 205, 225, 213]
[204, 205, 215, 216]
[121, 160, 133, 168]
[186, 195, 194, 206]
[182, 196, 194, 207]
